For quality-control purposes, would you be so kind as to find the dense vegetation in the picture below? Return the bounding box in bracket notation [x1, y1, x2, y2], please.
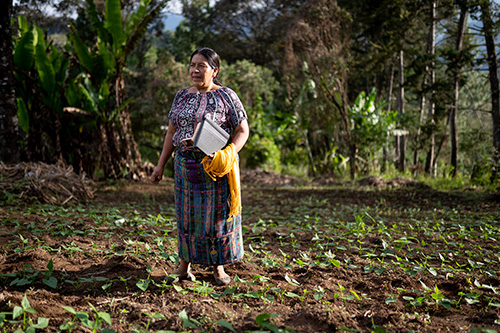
[0, 0, 498, 186]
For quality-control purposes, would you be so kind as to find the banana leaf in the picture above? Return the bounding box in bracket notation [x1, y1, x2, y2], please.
[86, 0, 111, 44]
[69, 25, 95, 74]
[121, 2, 165, 63]
[125, 0, 151, 33]
[105, 0, 125, 56]
[16, 98, 29, 133]
[35, 41, 56, 94]
[78, 82, 100, 117]
[17, 15, 29, 34]
[14, 27, 35, 72]
[65, 79, 81, 107]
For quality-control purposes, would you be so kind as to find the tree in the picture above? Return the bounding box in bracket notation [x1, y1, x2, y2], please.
[0, 0, 21, 164]
[397, 49, 406, 173]
[425, 0, 437, 177]
[68, 0, 166, 178]
[283, 0, 353, 177]
[13, 16, 71, 163]
[449, 0, 469, 177]
[478, 0, 500, 181]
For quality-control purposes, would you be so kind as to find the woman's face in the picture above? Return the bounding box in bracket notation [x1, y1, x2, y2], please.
[190, 53, 218, 92]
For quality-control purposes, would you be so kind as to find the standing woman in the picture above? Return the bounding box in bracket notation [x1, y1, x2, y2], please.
[150, 47, 249, 285]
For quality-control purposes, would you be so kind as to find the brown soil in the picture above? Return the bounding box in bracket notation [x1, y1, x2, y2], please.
[1, 171, 499, 332]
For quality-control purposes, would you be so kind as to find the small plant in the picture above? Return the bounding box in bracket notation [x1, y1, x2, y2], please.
[255, 313, 293, 332]
[6, 294, 50, 332]
[42, 259, 58, 289]
[136, 266, 153, 292]
[62, 304, 115, 333]
[179, 309, 201, 330]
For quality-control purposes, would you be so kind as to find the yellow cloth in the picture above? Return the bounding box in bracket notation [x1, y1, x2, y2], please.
[201, 143, 241, 219]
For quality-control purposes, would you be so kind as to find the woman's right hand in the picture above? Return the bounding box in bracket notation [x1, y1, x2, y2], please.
[150, 166, 164, 184]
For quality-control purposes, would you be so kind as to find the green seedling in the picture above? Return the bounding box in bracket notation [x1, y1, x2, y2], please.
[42, 259, 58, 289]
[142, 312, 166, 330]
[255, 313, 293, 332]
[136, 266, 153, 292]
[119, 276, 132, 293]
[10, 295, 49, 332]
[179, 309, 201, 330]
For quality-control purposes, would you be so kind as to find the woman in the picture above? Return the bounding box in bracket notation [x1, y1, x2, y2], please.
[150, 47, 249, 286]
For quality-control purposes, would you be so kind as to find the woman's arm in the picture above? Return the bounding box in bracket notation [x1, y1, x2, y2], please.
[231, 119, 249, 153]
[150, 124, 176, 184]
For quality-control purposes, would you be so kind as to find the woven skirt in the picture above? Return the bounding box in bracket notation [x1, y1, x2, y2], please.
[174, 148, 244, 265]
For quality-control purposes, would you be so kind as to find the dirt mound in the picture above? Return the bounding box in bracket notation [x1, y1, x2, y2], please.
[357, 176, 429, 189]
[0, 162, 95, 205]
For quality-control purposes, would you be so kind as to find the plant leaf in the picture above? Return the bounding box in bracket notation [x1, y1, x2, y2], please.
[16, 98, 29, 133]
[136, 279, 150, 291]
[35, 40, 56, 94]
[14, 26, 35, 72]
[98, 312, 112, 325]
[12, 306, 23, 319]
[105, 0, 125, 54]
[43, 276, 58, 289]
[21, 295, 30, 309]
[218, 319, 236, 332]
[179, 309, 199, 329]
[62, 306, 76, 315]
[31, 317, 49, 329]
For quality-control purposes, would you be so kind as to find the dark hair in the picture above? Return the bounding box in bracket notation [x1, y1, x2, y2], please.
[190, 47, 222, 85]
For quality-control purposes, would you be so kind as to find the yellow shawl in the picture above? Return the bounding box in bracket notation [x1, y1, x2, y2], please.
[201, 143, 241, 219]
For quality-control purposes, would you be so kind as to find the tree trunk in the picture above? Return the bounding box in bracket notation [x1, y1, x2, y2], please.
[115, 71, 142, 174]
[414, 85, 426, 175]
[425, 0, 437, 177]
[480, 0, 500, 181]
[0, 0, 21, 163]
[397, 49, 406, 173]
[382, 63, 395, 174]
[450, 0, 468, 177]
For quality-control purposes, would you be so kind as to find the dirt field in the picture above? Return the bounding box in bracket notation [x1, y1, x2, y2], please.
[1, 172, 500, 332]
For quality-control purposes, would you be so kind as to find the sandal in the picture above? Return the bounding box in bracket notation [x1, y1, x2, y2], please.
[165, 268, 195, 284]
[214, 275, 231, 286]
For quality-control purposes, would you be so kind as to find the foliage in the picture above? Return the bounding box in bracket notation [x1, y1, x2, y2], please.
[13, 15, 69, 161]
[221, 59, 281, 171]
[8, 0, 500, 183]
[11, 0, 166, 178]
[349, 89, 398, 174]
[67, 0, 166, 178]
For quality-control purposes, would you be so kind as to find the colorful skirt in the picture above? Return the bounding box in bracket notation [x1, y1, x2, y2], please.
[174, 148, 244, 265]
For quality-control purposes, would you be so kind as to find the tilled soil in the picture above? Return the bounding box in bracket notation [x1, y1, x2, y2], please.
[1, 176, 499, 332]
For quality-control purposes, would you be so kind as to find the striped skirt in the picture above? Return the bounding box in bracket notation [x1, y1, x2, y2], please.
[174, 148, 244, 265]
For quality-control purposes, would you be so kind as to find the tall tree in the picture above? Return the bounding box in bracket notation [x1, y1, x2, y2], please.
[425, 0, 437, 177]
[479, 0, 500, 180]
[283, 0, 353, 177]
[449, 0, 469, 177]
[397, 49, 406, 172]
[0, 0, 21, 163]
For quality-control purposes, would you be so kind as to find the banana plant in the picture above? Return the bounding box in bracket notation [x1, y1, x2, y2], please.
[68, 0, 166, 178]
[13, 15, 69, 161]
[348, 88, 398, 172]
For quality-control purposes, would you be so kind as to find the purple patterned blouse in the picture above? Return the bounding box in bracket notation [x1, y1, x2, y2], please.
[168, 87, 248, 147]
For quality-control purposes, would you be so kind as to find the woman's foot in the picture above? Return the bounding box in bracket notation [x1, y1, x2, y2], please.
[166, 260, 194, 284]
[213, 265, 231, 286]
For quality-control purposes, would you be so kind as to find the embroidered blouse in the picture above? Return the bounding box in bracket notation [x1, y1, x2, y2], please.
[168, 87, 248, 147]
